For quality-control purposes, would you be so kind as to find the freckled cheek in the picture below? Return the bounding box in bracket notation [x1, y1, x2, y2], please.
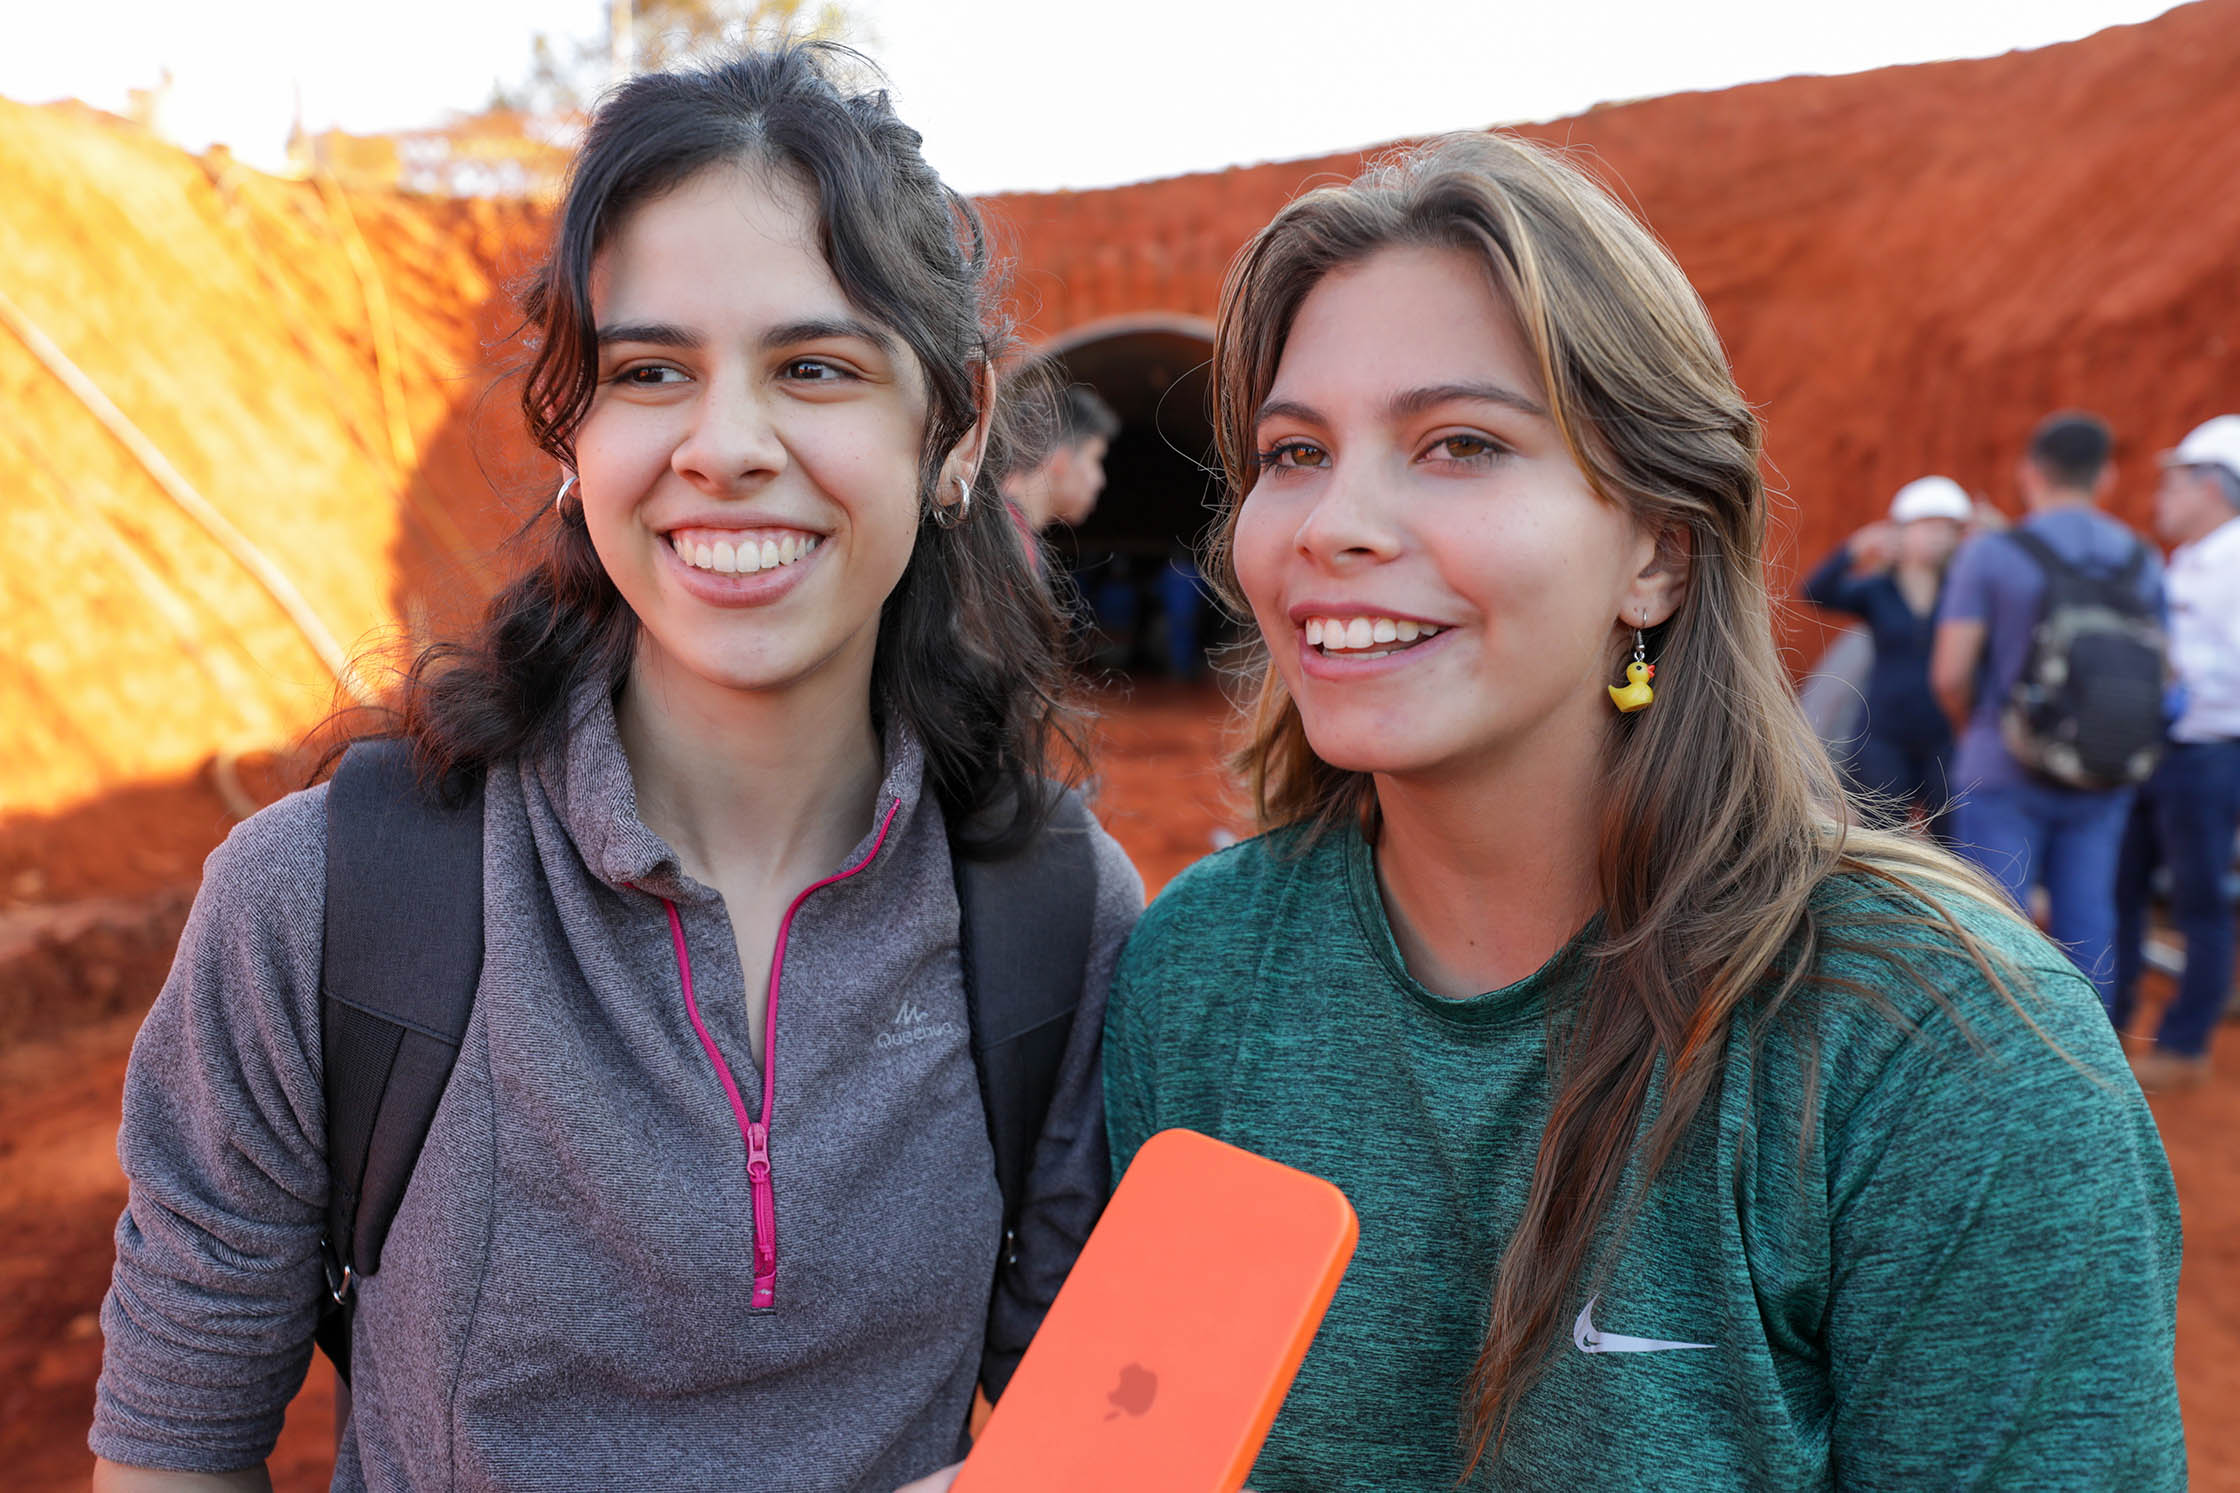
[1458, 498, 1614, 589]
[1489, 546, 1633, 670]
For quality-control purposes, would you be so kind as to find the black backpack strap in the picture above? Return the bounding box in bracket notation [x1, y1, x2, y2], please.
[313, 739, 485, 1386]
[2006, 528, 2075, 588]
[2005, 528, 2055, 568]
[952, 785, 1106, 1404]
[2009, 527, 2145, 605]
[952, 785, 1099, 1240]
[2114, 536, 2148, 591]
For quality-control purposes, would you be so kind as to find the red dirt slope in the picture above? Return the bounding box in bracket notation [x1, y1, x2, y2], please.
[0, 100, 546, 823]
[987, 0, 2240, 592]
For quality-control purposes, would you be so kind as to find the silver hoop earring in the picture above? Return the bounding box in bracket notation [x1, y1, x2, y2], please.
[553, 473, 577, 516]
[935, 475, 972, 529]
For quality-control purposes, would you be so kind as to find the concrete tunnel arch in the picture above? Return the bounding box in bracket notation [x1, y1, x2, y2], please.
[1028, 314, 1225, 675]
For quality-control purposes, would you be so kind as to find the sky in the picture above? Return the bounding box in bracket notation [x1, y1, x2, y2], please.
[0, 0, 2189, 194]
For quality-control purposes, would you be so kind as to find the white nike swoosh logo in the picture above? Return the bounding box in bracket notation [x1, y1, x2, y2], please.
[1573, 1296, 1713, 1354]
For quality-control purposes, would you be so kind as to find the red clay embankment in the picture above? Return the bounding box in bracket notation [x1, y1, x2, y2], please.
[984, 0, 2240, 582]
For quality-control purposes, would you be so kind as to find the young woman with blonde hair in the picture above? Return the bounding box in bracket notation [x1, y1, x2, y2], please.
[1104, 133, 2182, 1489]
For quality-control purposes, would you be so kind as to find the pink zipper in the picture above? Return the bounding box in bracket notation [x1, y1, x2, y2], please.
[653, 797, 900, 1308]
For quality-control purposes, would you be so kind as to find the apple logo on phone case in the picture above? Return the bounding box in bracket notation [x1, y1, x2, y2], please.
[1104, 1363, 1158, 1420]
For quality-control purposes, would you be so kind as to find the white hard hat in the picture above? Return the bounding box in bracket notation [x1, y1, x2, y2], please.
[2162, 415, 2240, 482]
[1889, 475, 1972, 524]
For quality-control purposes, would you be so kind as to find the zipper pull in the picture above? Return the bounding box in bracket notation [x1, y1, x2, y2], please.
[746, 1119, 777, 1291]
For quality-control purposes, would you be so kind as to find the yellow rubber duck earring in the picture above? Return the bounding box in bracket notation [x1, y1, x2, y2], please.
[1608, 620, 1656, 713]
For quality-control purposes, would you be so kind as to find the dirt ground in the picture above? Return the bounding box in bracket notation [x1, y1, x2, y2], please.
[5, 683, 2236, 1488]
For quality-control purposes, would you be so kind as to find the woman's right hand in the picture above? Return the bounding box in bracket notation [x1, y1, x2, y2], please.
[1848, 521, 1899, 572]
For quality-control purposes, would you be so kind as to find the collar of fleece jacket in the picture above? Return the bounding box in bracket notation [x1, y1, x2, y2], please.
[533, 677, 930, 902]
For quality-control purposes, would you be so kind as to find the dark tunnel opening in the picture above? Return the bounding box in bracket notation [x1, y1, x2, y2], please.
[1036, 321, 1233, 679]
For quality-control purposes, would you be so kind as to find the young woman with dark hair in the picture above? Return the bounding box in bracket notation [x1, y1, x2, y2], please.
[1103, 133, 2183, 1489]
[92, 44, 1139, 1493]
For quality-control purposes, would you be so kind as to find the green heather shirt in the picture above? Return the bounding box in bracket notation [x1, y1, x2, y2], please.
[1105, 823, 2183, 1491]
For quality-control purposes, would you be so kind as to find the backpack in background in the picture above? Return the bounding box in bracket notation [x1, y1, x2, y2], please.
[1999, 530, 2168, 790]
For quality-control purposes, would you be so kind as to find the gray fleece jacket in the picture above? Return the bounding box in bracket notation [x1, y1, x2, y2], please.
[91, 689, 1142, 1491]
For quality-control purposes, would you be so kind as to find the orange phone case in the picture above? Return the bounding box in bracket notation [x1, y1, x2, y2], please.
[954, 1127, 1359, 1493]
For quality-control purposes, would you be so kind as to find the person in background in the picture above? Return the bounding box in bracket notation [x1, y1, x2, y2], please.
[1796, 621, 1873, 754]
[1156, 547, 1210, 680]
[2113, 414, 2240, 1089]
[997, 376, 1119, 561]
[1932, 411, 2165, 1002]
[1802, 475, 1971, 837]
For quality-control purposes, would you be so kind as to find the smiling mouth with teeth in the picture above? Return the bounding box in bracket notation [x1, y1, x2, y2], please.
[1304, 615, 1443, 660]
[670, 531, 822, 575]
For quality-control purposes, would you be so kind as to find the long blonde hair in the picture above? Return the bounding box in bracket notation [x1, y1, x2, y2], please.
[1208, 132, 2028, 1469]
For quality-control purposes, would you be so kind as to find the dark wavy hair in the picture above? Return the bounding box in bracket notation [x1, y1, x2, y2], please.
[337, 43, 1078, 851]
